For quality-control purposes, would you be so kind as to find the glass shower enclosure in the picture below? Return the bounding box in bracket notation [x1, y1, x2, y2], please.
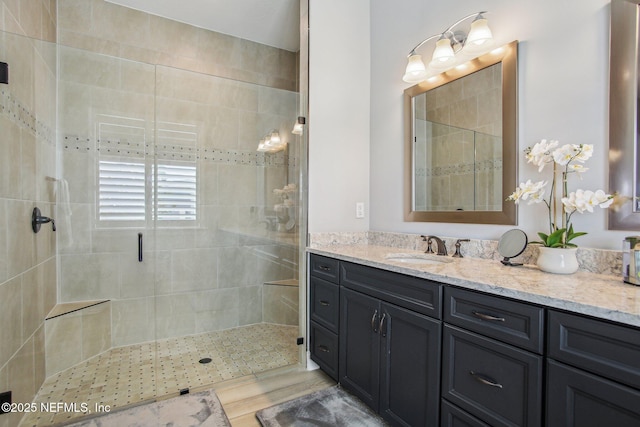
[1, 31, 303, 426]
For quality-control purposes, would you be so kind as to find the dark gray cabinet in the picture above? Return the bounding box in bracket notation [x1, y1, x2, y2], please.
[546, 310, 640, 426]
[441, 399, 491, 427]
[379, 302, 441, 427]
[442, 287, 543, 427]
[442, 325, 542, 427]
[310, 276, 340, 333]
[309, 254, 340, 381]
[308, 252, 640, 427]
[444, 286, 544, 354]
[339, 262, 442, 427]
[339, 287, 381, 409]
[546, 359, 640, 426]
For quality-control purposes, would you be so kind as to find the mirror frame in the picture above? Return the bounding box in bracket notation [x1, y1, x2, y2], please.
[403, 40, 518, 224]
[608, 0, 640, 230]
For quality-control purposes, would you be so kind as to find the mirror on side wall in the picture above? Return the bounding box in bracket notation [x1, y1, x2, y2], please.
[404, 40, 518, 225]
[609, 0, 640, 230]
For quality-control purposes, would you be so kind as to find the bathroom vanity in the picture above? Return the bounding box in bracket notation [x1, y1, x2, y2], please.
[308, 247, 640, 427]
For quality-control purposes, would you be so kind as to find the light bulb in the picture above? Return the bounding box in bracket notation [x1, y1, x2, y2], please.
[402, 54, 428, 83]
[464, 15, 493, 53]
[292, 117, 305, 135]
[430, 37, 455, 69]
[270, 131, 281, 145]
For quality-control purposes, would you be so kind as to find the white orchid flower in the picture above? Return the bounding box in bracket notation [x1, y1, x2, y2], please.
[568, 164, 589, 174]
[525, 139, 558, 172]
[574, 144, 594, 162]
[552, 144, 580, 166]
[563, 189, 613, 214]
[508, 179, 546, 204]
[592, 189, 614, 208]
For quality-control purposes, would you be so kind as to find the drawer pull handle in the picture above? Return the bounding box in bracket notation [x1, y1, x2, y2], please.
[379, 313, 387, 337]
[470, 371, 503, 389]
[371, 310, 379, 333]
[472, 311, 506, 322]
[319, 300, 330, 306]
[318, 265, 331, 271]
[318, 345, 330, 353]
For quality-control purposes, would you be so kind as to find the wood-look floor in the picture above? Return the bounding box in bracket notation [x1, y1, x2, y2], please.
[211, 366, 336, 426]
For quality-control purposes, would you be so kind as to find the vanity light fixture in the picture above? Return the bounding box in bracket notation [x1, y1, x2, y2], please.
[257, 130, 286, 153]
[268, 131, 281, 146]
[292, 116, 305, 135]
[402, 11, 494, 83]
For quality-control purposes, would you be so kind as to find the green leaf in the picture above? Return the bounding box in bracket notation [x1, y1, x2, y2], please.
[545, 228, 566, 247]
[565, 223, 587, 244]
[566, 232, 587, 243]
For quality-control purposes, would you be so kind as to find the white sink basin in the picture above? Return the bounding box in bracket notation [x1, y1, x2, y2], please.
[385, 253, 453, 265]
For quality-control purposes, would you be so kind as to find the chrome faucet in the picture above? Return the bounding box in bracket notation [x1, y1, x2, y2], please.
[421, 235, 447, 256]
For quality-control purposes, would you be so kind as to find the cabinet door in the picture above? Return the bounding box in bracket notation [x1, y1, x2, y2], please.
[547, 359, 640, 427]
[339, 287, 381, 411]
[379, 302, 441, 427]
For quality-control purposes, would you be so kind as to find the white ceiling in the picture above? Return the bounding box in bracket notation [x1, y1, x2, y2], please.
[106, 0, 300, 52]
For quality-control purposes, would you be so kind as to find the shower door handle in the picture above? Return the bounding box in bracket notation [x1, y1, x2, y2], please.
[138, 232, 143, 262]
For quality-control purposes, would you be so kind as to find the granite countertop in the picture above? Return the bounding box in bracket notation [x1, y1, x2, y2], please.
[308, 244, 640, 328]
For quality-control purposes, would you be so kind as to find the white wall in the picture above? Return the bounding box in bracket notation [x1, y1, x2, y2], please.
[308, 0, 371, 232]
[369, 0, 631, 249]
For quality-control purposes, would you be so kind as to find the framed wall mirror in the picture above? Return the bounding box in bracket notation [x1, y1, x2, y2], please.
[404, 40, 518, 224]
[609, 0, 640, 230]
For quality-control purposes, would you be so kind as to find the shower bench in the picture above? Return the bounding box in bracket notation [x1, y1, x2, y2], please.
[44, 300, 111, 377]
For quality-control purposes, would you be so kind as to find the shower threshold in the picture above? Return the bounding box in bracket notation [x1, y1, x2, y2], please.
[20, 323, 298, 427]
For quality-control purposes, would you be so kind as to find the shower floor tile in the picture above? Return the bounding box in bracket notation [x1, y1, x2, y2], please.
[20, 323, 298, 427]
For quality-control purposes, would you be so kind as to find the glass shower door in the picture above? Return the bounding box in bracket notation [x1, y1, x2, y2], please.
[54, 44, 159, 417]
[151, 65, 301, 395]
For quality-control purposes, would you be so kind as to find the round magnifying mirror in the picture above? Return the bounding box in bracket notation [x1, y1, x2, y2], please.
[498, 229, 528, 266]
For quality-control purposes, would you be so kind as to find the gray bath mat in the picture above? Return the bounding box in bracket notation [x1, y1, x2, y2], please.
[66, 389, 231, 427]
[256, 385, 388, 426]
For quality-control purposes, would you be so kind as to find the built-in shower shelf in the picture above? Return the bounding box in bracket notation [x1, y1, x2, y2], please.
[264, 279, 298, 287]
[45, 299, 110, 320]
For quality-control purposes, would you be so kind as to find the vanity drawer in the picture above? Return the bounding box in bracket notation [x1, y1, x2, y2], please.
[309, 254, 340, 284]
[548, 310, 640, 389]
[442, 325, 543, 427]
[310, 276, 339, 333]
[441, 400, 492, 427]
[310, 322, 339, 381]
[341, 261, 442, 319]
[444, 286, 544, 353]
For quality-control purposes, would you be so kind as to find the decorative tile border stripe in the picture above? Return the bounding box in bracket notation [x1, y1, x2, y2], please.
[415, 158, 502, 178]
[62, 134, 292, 167]
[0, 89, 55, 145]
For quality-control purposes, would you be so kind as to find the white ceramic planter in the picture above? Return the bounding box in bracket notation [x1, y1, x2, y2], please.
[536, 247, 579, 274]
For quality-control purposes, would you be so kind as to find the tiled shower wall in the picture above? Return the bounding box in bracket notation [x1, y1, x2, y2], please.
[57, 0, 297, 92]
[0, 2, 57, 427]
[56, 1, 300, 349]
[57, 50, 298, 347]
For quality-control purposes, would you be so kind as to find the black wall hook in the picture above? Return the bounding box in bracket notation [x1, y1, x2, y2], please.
[0, 62, 8, 85]
[32, 207, 56, 233]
